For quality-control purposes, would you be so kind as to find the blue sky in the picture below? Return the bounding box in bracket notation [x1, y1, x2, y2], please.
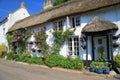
[0, 0, 45, 21]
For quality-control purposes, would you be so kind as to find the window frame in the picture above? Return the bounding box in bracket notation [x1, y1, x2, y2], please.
[71, 16, 80, 28]
[68, 36, 79, 56]
[54, 19, 65, 31]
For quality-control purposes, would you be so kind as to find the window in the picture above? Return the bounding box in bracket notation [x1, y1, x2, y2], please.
[98, 39, 102, 44]
[3, 24, 5, 35]
[3, 28, 5, 35]
[68, 36, 79, 56]
[72, 16, 80, 28]
[54, 20, 64, 31]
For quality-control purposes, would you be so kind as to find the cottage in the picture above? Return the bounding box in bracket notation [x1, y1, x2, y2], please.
[0, 2, 30, 47]
[8, 0, 120, 61]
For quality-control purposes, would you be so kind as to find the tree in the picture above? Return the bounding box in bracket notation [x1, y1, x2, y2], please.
[53, 0, 69, 6]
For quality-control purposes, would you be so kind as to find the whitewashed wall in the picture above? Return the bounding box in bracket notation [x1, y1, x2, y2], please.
[19, 4, 120, 60]
[80, 4, 120, 60]
[0, 19, 8, 44]
[7, 8, 30, 33]
[0, 7, 30, 46]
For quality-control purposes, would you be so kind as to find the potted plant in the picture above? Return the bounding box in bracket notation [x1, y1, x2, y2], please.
[113, 35, 119, 40]
[89, 61, 96, 72]
[97, 46, 106, 60]
[95, 62, 104, 74]
[103, 66, 110, 74]
[96, 66, 104, 74]
[113, 42, 119, 48]
[115, 54, 120, 74]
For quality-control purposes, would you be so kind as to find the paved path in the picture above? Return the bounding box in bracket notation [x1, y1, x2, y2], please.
[0, 59, 108, 80]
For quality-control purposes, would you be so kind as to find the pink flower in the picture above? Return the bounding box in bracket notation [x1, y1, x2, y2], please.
[73, 27, 76, 31]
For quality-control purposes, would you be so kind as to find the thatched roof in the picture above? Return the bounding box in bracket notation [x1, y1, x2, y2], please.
[82, 16, 118, 33]
[8, 0, 120, 32]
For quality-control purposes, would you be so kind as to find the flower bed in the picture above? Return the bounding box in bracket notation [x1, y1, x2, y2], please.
[5, 52, 84, 71]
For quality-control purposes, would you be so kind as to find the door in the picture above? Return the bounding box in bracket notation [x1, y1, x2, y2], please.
[93, 36, 107, 60]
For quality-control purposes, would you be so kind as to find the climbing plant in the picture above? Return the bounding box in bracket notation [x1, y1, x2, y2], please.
[52, 29, 74, 54]
[34, 29, 49, 54]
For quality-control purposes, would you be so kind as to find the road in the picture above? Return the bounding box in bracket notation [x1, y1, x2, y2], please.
[0, 59, 108, 80]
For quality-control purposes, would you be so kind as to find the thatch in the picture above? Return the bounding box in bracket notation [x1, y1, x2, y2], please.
[82, 16, 118, 33]
[8, 0, 120, 32]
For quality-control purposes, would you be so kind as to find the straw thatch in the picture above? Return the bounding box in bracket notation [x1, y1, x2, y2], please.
[82, 16, 118, 33]
[8, 0, 120, 32]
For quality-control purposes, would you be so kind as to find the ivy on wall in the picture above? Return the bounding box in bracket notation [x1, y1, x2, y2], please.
[52, 29, 74, 54]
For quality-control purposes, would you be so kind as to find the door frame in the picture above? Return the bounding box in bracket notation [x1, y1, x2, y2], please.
[91, 35, 110, 61]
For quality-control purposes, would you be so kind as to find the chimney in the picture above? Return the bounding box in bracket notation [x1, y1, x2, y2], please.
[44, 0, 53, 9]
[21, 2, 26, 8]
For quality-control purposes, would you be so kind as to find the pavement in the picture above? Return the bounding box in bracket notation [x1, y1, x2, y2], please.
[0, 59, 115, 80]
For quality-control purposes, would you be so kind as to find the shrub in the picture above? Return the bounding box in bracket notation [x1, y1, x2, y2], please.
[29, 55, 43, 65]
[45, 54, 83, 70]
[6, 52, 14, 60]
[0, 43, 7, 58]
[45, 54, 66, 68]
[14, 53, 43, 65]
[115, 54, 120, 68]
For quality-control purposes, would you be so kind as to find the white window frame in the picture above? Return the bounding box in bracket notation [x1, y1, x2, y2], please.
[68, 36, 79, 56]
[54, 20, 64, 31]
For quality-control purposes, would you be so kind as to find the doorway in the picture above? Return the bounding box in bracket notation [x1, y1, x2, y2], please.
[93, 36, 108, 60]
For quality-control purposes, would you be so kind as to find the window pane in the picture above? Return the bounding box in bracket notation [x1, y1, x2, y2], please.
[68, 37, 79, 56]
[76, 17, 80, 26]
[72, 18, 75, 28]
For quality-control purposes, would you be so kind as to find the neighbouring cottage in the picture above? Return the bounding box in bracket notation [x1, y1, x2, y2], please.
[7, 0, 120, 62]
[0, 2, 30, 47]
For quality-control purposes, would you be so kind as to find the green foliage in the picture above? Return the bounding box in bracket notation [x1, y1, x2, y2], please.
[6, 51, 44, 65]
[45, 54, 83, 70]
[6, 31, 18, 45]
[52, 30, 74, 54]
[90, 61, 111, 70]
[115, 54, 120, 68]
[45, 54, 66, 68]
[35, 30, 49, 54]
[103, 66, 109, 70]
[97, 46, 106, 60]
[26, 56, 43, 65]
[90, 61, 96, 68]
[6, 52, 14, 60]
[53, 0, 69, 6]
[0, 43, 7, 58]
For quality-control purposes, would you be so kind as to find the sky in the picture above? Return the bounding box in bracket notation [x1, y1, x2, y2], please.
[0, 0, 46, 21]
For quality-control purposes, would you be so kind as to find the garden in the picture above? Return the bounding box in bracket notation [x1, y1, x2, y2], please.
[5, 51, 84, 70]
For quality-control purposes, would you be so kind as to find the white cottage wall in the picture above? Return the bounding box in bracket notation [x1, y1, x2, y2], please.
[8, 8, 29, 33]
[79, 4, 120, 60]
[0, 7, 30, 47]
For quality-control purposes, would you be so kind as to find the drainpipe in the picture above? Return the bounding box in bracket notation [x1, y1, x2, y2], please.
[66, 16, 70, 30]
[85, 35, 89, 70]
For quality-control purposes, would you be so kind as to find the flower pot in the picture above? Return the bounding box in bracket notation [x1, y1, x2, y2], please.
[97, 70, 103, 74]
[89, 68, 95, 72]
[113, 36, 119, 40]
[113, 42, 119, 48]
[104, 70, 110, 74]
